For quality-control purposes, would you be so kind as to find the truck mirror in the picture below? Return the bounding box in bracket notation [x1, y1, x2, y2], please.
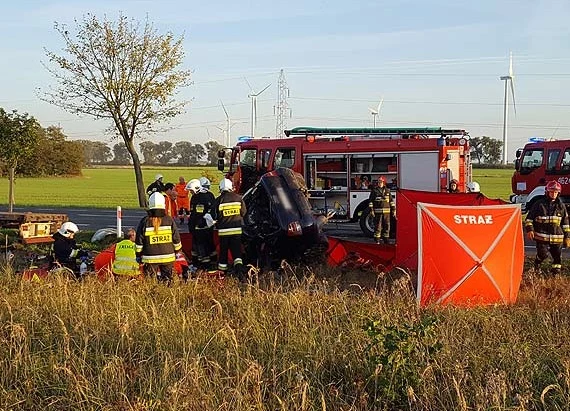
[217, 150, 226, 159]
[515, 149, 522, 159]
[217, 158, 225, 172]
[514, 158, 520, 169]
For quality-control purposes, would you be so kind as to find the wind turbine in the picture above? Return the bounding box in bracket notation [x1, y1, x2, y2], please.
[500, 52, 517, 165]
[245, 78, 271, 139]
[220, 100, 231, 147]
[368, 98, 384, 128]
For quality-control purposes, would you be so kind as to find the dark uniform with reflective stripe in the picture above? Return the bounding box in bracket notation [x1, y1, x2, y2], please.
[525, 197, 570, 274]
[212, 191, 247, 277]
[369, 184, 395, 243]
[188, 190, 217, 269]
[135, 215, 182, 283]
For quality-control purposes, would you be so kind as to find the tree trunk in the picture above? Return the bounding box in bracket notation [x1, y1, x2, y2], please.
[8, 167, 15, 212]
[125, 139, 148, 208]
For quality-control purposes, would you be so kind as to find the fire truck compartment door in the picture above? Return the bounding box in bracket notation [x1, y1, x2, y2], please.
[399, 152, 439, 192]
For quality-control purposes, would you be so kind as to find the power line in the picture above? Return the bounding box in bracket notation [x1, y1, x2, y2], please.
[290, 96, 570, 107]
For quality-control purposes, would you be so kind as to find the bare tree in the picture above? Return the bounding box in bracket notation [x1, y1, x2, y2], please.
[41, 13, 192, 206]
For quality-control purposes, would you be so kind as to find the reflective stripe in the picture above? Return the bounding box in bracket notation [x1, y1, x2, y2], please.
[218, 227, 242, 236]
[552, 264, 562, 269]
[218, 263, 228, 271]
[534, 232, 564, 243]
[234, 258, 243, 265]
[142, 253, 176, 263]
[535, 215, 562, 225]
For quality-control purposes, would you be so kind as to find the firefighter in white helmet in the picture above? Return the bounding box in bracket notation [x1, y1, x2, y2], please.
[466, 181, 481, 193]
[211, 178, 247, 281]
[52, 221, 84, 276]
[135, 192, 182, 284]
[146, 173, 165, 196]
[188, 178, 217, 272]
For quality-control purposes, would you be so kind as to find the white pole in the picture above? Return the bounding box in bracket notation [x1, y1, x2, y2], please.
[501, 78, 509, 165]
[116, 206, 122, 238]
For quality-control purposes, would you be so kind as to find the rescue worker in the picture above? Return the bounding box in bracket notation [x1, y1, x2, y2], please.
[175, 176, 190, 225]
[52, 221, 83, 275]
[163, 183, 178, 218]
[188, 177, 217, 270]
[111, 228, 142, 279]
[525, 180, 570, 275]
[369, 176, 395, 244]
[211, 178, 247, 281]
[448, 179, 460, 193]
[467, 181, 481, 193]
[135, 192, 182, 285]
[146, 173, 165, 196]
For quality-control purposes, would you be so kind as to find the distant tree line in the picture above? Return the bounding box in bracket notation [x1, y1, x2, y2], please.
[76, 140, 225, 166]
[470, 136, 503, 165]
[0, 109, 84, 177]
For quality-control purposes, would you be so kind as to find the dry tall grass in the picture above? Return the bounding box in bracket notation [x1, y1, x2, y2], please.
[1, 263, 570, 410]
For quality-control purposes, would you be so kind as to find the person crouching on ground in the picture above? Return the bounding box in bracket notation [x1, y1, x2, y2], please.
[135, 192, 182, 285]
[53, 221, 84, 276]
[525, 180, 570, 275]
[112, 228, 142, 280]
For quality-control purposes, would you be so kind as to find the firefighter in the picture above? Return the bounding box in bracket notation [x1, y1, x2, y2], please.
[188, 177, 217, 270]
[146, 173, 165, 196]
[175, 176, 190, 225]
[525, 180, 570, 275]
[135, 192, 182, 285]
[369, 176, 395, 244]
[211, 178, 247, 281]
[467, 181, 481, 193]
[52, 221, 85, 276]
[448, 179, 460, 193]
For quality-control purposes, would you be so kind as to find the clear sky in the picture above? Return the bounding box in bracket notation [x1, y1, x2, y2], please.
[1, 0, 569, 160]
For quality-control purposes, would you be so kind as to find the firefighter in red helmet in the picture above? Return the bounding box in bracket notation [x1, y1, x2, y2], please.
[525, 180, 570, 275]
[448, 179, 460, 193]
[369, 176, 395, 244]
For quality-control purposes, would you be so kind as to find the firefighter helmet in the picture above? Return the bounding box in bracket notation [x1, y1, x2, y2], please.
[546, 180, 562, 192]
[149, 192, 166, 209]
[450, 179, 458, 185]
[186, 179, 201, 194]
[199, 177, 211, 190]
[378, 176, 386, 183]
[219, 178, 233, 192]
[466, 181, 480, 193]
[154, 173, 163, 181]
[58, 221, 79, 238]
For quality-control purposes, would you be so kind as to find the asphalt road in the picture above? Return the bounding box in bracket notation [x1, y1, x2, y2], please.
[6, 206, 550, 256]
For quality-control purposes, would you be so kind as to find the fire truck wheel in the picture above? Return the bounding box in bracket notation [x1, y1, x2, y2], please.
[359, 207, 375, 238]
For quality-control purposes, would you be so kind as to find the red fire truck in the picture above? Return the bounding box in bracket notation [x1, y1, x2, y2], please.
[511, 138, 570, 212]
[218, 127, 472, 236]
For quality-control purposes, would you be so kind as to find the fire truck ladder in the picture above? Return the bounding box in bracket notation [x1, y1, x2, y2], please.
[284, 127, 468, 140]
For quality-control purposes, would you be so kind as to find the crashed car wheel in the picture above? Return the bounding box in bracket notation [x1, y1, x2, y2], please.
[359, 207, 374, 238]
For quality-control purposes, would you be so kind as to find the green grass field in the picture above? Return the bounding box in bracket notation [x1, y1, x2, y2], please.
[0, 167, 513, 208]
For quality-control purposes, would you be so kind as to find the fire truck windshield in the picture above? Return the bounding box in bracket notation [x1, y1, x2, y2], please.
[519, 148, 543, 171]
[229, 147, 256, 173]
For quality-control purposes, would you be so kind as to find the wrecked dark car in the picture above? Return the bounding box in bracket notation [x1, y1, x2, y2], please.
[242, 167, 329, 269]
